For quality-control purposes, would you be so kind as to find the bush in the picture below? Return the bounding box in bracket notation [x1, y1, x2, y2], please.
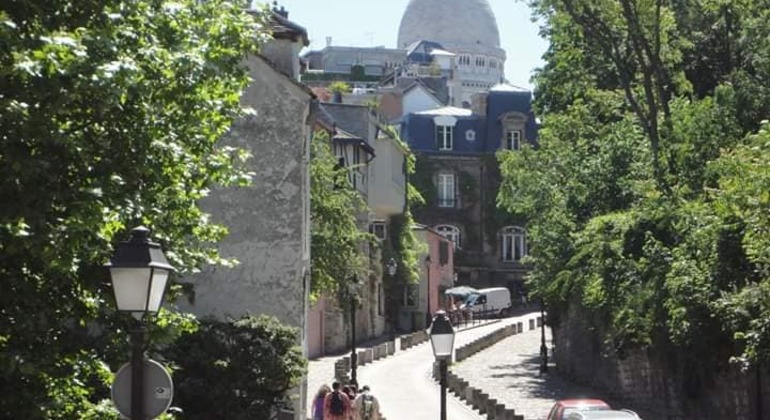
[163, 315, 307, 420]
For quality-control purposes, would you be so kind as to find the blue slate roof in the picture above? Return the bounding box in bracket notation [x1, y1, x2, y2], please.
[400, 87, 538, 154]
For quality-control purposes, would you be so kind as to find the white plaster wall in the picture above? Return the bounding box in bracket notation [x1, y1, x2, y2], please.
[180, 55, 312, 420]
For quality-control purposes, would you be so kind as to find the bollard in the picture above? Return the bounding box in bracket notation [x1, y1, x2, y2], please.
[485, 398, 498, 419]
[477, 393, 489, 415]
[495, 403, 507, 420]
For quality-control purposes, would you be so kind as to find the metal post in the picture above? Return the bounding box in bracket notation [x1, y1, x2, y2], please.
[540, 300, 548, 374]
[425, 262, 431, 328]
[350, 294, 358, 390]
[131, 325, 146, 420]
[757, 362, 763, 420]
[439, 358, 448, 420]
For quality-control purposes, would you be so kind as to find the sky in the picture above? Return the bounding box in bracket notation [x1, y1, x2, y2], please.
[261, 0, 549, 90]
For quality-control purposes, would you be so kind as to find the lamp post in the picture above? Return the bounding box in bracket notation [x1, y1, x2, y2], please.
[429, 310, 455, 420]
[539, 299, 548, 374]
[106, 227, 175, 420]
[349, 277, 360, 390]
[387, 257, 397, 277]
[424, 255, 432, 328]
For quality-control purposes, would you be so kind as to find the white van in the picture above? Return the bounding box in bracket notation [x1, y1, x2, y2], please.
[460, 287, 512, 317]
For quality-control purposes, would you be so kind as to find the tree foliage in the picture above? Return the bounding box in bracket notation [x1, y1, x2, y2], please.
[0, 0, 266, 417]
[500, 0, 770, 382]
[162, 315, 306, 420]
[309, 131, 369, 298]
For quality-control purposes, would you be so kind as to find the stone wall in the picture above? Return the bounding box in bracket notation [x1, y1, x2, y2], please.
[554, 302, 770, 419]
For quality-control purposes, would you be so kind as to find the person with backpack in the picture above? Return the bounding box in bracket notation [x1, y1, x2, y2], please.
[352, 385, 381, 420]
[323, 381, 351, 420]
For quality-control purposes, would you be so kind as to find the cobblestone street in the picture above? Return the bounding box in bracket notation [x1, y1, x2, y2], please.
[452, 327, 622, 420]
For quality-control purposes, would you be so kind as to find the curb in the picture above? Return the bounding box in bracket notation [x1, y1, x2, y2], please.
[431, 314, 543, 420]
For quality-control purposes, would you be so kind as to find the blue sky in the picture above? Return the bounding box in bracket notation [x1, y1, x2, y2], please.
[262, 0, 549, 89]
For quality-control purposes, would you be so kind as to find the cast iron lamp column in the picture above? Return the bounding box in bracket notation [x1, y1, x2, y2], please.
[106, 227, 175, 420]
[424, 255, 432, 328]
[349, 277, 361, 390]
[540, 299, 548, 374]
[429, 310, 455, 420]
[386, 258, 398, 340]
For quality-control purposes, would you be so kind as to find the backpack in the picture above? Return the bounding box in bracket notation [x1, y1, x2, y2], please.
[362, 393, 374, 419]
[329, 391, 344, 415]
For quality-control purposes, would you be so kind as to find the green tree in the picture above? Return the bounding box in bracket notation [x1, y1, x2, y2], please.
[500, 0, 770, 388]
[0, 1, 266, 417]
[162, 315, 306, 420]
[309, 131, 369, 298]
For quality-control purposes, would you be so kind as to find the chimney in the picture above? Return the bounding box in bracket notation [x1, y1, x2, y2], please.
[470, 92, 487, 116]
[326, 37, 332, 47]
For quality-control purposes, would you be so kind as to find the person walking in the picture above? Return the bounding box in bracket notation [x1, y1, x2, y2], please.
[324, 381, 352, 420]
[352, 385, 380, 420]
[311, 384, 330, 420]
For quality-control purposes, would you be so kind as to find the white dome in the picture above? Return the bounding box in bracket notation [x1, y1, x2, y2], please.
[397, 0, 501, 52]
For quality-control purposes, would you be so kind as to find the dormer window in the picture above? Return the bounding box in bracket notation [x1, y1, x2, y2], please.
[433, 115, 457, 151]
[500, 112, 528, 151]
[436, 125, 453, 150]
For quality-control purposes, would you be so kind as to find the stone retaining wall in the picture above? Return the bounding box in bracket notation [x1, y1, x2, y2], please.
[555, 302, 770, 419]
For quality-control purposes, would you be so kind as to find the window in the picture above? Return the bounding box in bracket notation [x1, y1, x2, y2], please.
[370, 221, 387, 241]
[475, 56, 486, 67]
[435, 125, 453, 150]
[403, 284, 418, 307]
[458, 55, 471, 66]
[501, 226, 527, 262]
[436, 174, 455, 208]
[378, 284, 384, 315]
[435, 224, 461, 249]
[505, 130, 522, 150]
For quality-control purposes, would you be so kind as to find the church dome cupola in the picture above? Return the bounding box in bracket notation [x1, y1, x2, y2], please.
[397, 0, 502, 51]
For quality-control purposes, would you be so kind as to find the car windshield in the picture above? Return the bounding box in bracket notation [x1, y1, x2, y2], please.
[463, 294, 480, 305]
[564, 406, 610, 417]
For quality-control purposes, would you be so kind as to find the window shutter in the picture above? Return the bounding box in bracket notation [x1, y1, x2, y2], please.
[439, 241, 449, 265]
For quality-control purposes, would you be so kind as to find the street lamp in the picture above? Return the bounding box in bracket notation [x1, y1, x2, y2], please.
[540, 299, 548, 374]
[106, 226, 175, 420]
[429, 310, 455, 420]
[386, 257, 397, 277]
[424, 255, 432, 328]
[348, 277, 361, 390]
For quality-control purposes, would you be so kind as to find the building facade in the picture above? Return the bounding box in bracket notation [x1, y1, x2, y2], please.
[400, 84, 537, 299]
[180, 10, 313, 420]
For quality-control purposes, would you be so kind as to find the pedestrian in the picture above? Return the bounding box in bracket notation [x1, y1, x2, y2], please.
[353, 385, 380, 420]
[311, 384, 330, 420]
[342, 385, 357, 419]
[324, 381, 352, 420]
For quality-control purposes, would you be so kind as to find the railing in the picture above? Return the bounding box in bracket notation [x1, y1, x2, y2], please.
[436, 198, 456, 208]
[447, 305, 502, 329]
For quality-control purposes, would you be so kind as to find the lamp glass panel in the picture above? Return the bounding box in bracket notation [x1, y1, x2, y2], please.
[110, 267, 152, 312]
[147, 269, 170, 313]
[430, 334, 455, 357]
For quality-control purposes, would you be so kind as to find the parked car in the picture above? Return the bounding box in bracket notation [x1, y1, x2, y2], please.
[459, 287, 512, 317]
[565, 409, 641, 419]
[547, 399, 611, 420]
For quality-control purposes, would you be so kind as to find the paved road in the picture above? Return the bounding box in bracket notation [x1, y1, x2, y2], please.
[307, 314, 540, 420]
